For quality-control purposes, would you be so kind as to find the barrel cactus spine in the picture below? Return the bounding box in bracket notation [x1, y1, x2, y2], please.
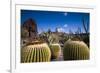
[63, 40, 89, 60]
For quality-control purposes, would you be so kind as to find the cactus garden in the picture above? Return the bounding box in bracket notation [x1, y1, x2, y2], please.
[21, 10, 90, 63]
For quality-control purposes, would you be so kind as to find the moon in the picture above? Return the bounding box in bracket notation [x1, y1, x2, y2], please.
[64, 12, 68, 16]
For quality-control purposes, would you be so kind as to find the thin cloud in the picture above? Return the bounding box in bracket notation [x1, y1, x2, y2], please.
[63, 24, 68, 28]
[57, 27, 64, 32]
[57, 24, 68, 32]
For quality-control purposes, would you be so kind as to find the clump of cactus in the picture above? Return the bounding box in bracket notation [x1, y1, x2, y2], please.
[63, 40, 89, 60]
[49, 44, 61, 60]
[21, 43, 51, 63]
[48, 34, 59, 44]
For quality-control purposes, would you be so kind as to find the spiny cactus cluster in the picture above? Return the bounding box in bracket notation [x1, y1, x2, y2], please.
[63, 40, 89, 60]
[49, 44, 61, 60]
[21, 43, 51, 63]
[48, 34, 59, 44]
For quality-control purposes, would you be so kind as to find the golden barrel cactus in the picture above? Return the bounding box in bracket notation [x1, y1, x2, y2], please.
[49, 44, 61, 60]
[63, 40, 89, 60]
[21, 43, 51, 63]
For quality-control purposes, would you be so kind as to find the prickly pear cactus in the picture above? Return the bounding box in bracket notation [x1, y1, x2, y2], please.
[49, 44, 61, 60]
[21, 43, 51, 63]
[63, 40, 89, 60]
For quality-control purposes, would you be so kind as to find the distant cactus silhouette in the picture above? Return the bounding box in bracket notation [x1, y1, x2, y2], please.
[49, 44, 61, 60]
[63, 40, 89, 60]
[22, 18, 38, 38]
[82, 18, 89, 34]
[21, 43, 51, 63]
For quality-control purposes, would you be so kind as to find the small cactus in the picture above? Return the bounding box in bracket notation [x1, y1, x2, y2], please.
[49, 44, 61, 60]
[21, 43, 51, 63]
[63, 40, 89, 60]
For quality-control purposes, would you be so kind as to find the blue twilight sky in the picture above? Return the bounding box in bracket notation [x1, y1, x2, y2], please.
[21, 10, 90, 34]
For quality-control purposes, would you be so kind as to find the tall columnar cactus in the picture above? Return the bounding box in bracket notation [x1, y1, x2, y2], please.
[21, 43, 51, 63]
[49, 44, 61, 60]
[63, 40, 89, 60]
